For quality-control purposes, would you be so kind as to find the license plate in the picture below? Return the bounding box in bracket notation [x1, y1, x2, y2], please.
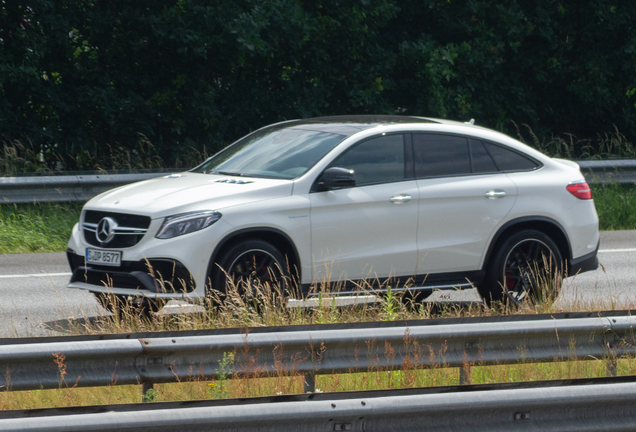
[85, 248, 122, 267]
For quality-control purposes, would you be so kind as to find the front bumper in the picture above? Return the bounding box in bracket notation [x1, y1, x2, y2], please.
[65, 217, 231, 301]
[67, 251, 197, 299]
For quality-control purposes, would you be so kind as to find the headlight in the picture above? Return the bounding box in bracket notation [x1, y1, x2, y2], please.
[156, 211, 222, 239]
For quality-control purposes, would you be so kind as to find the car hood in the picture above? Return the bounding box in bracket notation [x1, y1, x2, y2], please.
[84, 173, 294, 218]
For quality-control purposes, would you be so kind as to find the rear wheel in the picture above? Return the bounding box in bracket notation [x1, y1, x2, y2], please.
[209, 239, 289, 305]
[479, 230, 563, 307]
[94, 293, 164, 317]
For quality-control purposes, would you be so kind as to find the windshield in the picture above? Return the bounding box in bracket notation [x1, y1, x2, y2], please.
[194, 126, 347, 179]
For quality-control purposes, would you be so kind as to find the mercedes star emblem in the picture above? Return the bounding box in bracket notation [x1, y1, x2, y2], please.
[95, 217, 118, 244]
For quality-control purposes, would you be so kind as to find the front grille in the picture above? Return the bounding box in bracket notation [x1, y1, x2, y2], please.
[70, 258, 195, 293]
[83, 210, 151, 248]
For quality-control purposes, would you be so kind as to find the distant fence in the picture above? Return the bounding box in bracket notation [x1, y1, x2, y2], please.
[0, 160, 634, 204]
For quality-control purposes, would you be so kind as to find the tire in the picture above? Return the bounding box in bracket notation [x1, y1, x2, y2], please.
[479, 230, 563, 307]
[209, 239, 290, 305]
[94, 293, 164, 317]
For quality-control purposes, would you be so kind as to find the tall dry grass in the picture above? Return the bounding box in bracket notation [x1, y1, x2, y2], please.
[2, 267, 635, 410]
[0, 136, 211, 176]
[513, 122, 636, 160]
[3, 123, 635, 177]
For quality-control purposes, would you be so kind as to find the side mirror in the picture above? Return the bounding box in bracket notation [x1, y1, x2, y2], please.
[316, 167, 356, 191]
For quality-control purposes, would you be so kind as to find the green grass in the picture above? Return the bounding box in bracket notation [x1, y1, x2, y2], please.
[0, 202, 82, 254]
[592, 183, 636, 231]
[0, 183, 633, 255]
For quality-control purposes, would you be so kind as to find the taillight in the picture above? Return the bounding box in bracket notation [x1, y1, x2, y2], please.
[566, 182, 592, 200]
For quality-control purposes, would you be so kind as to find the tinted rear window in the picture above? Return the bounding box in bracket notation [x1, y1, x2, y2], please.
[469, 139, 498, 173]
[484, 142, 540, 171]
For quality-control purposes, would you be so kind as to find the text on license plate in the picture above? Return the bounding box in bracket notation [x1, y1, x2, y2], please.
[85, 249, 122, 266]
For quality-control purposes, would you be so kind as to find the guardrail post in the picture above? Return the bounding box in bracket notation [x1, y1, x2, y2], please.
[606, 358, 618, 377]
[303, 374, 315, 393]
[142, 382, 155, 403]
[460, 365, 471, 385]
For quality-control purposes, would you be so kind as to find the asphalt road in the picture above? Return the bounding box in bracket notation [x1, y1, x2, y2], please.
[0, 230, 635, 338]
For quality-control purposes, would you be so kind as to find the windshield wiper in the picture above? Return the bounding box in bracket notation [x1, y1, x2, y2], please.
[211, 170, 288, 180]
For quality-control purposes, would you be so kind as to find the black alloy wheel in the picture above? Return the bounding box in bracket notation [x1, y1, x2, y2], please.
[210, 239, 289, 305]
[479, 230, 563, 307]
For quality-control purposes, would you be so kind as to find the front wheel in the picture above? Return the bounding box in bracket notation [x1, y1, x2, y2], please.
[209, 239, 290, 305]
[479, 230, 563, 307]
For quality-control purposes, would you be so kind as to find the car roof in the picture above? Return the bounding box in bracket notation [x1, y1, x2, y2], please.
[269, 115, 447, 137]
[301, 114, 440, 124]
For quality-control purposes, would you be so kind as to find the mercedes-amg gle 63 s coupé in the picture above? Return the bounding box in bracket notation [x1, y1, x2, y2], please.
[66, 116, 599, 314]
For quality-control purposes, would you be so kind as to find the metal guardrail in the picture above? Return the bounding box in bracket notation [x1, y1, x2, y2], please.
[0, 160, 634, 204]
[1, 313, 634, 396]
[578, 159, 636, 184]
[3, 377, 636, 431]
[0, 171, 179, 204]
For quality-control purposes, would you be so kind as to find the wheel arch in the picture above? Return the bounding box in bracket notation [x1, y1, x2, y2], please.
[206, 227, 301, 292]
[483, 216, 572, 271]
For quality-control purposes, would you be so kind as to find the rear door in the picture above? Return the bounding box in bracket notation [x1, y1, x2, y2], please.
[414, 134, 517, 275]
[310, 134, 419, 285]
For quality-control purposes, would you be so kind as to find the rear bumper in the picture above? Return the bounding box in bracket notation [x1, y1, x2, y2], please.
[568, 240, 599, 276]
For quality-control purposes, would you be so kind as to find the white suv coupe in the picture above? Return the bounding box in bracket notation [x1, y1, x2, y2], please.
[66, 116, 599, 313]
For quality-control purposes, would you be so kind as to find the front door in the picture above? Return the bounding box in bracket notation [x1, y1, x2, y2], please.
[310, 134, 419, 289]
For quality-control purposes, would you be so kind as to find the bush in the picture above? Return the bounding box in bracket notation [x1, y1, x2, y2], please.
[2, 1, 636, 170]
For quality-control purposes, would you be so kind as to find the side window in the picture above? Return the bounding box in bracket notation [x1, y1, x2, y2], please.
[484, 141, 540, 171]
[332, 134, 405, 186]
[469, 139, 498, 173]
[413, 134, 471, 178]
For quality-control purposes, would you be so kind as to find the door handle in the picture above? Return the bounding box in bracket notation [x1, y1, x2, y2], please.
[485, 190, 506, 199]
[390, 194, 412, 204]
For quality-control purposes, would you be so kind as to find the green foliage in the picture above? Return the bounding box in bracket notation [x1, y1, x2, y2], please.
[1, 1, 636, 170]
[209, 352, 234, 399]
[141, 388, 159, 403]
[382, 285, 399, 321]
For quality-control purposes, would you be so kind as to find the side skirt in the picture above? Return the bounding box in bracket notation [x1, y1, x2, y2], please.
[300, 271, 484, 297]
